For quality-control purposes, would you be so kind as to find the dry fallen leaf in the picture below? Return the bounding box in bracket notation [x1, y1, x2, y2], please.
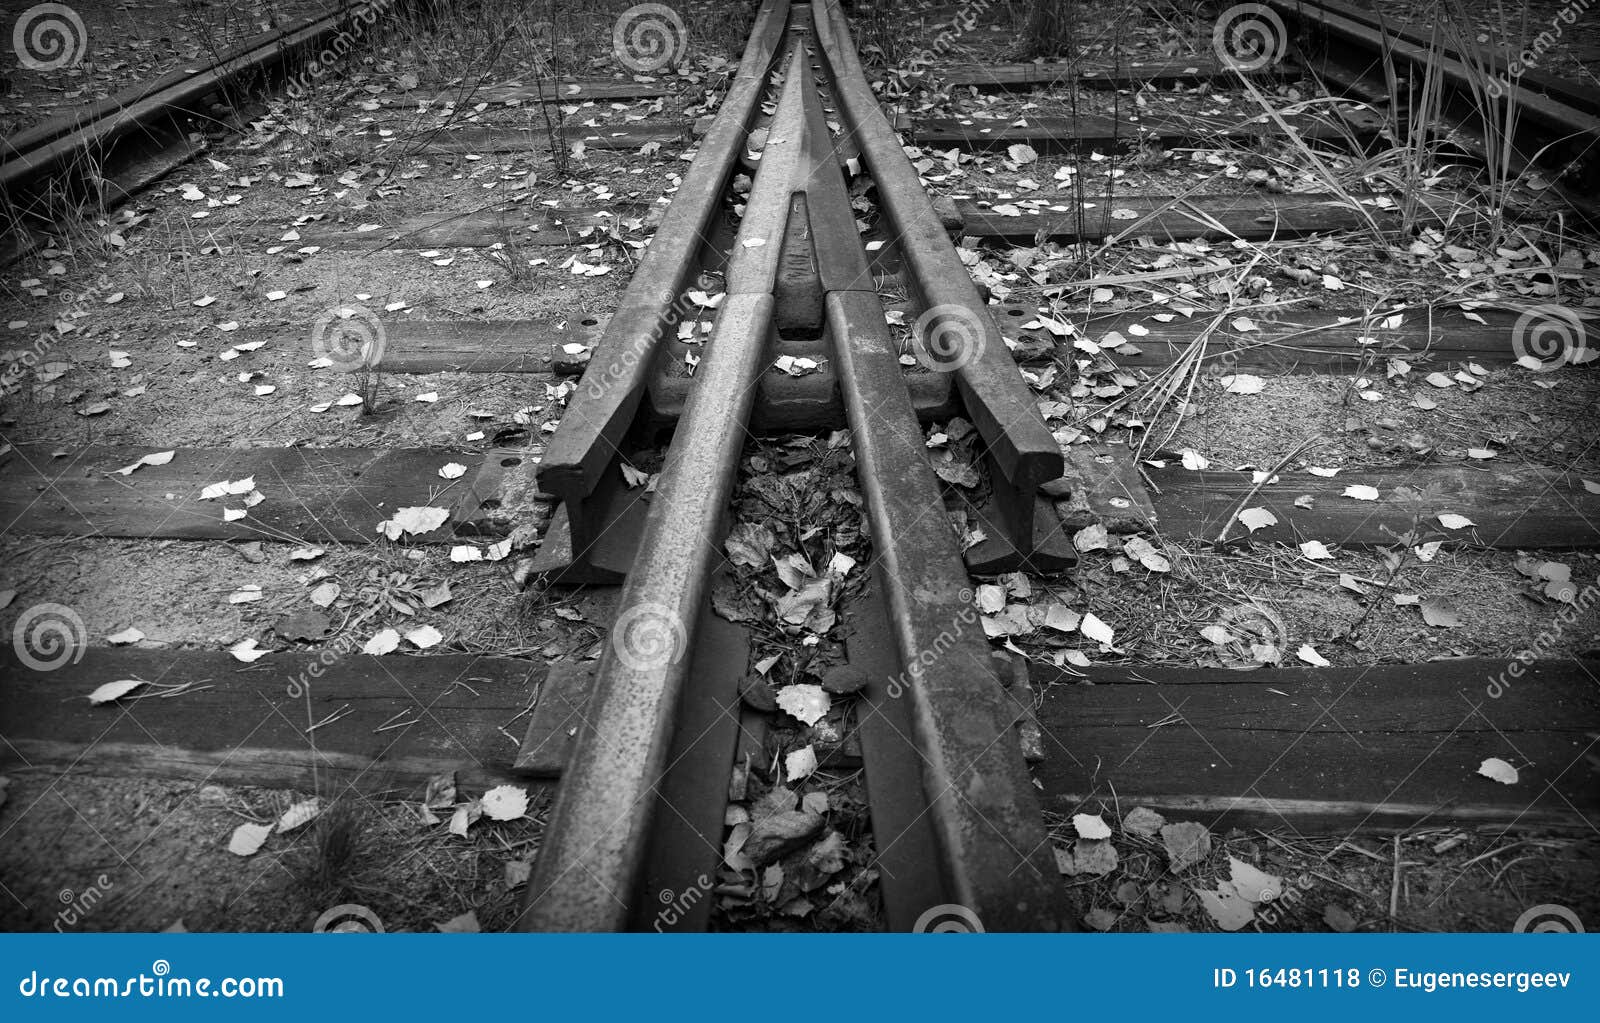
[435, 910, 481, 933]
[1198, 883, 1256, 931]
[1080, 611, 1115, 648]
[277, 799, 321, 833]
[1420, 597, 1463, 628]
[1477, 757, 1518, 785]
[775, 684, 830, 726]
[1238, 507, 1278, 532]
[227, 822, 272, 857]
[480, 785, 530, 821]
[363, 628, 401, 655]
[405, 625, 443, 649]
[87, 679, 147, 705]
[785, 745, 819, 783]
[1230, 856, 1284, 903]
[1162, 820, 1212, 873]
[1296, 644, 1331, 667]
[376, 506, 449, 540]
[1073, 813, 1111, 840]
[229, 638, 269, 662]
[114, 450, 175, 475]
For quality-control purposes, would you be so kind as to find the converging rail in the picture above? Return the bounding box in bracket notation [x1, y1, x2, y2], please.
[2, 0, 1597, 937]
[517, 0, 1068, 932]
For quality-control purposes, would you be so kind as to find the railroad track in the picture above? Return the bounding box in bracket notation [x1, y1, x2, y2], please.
[1, 1, 396, 262]
[515, 0, 1071, 932]
[1, 0, 1597, 934]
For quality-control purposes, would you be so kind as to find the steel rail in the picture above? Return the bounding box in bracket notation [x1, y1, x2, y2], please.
[1273, 0, 1600, 115]
[1267, 0, 1599, 203]
[535, 0, 792, 572]
[810, 0, 1064, 556]
[792, 31, 1068, 929]
[1, 1, 390, 194]
[517, 42, 808, 931]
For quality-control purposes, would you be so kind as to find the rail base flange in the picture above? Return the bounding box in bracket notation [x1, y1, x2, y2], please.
[963, 494, 1076, 575]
